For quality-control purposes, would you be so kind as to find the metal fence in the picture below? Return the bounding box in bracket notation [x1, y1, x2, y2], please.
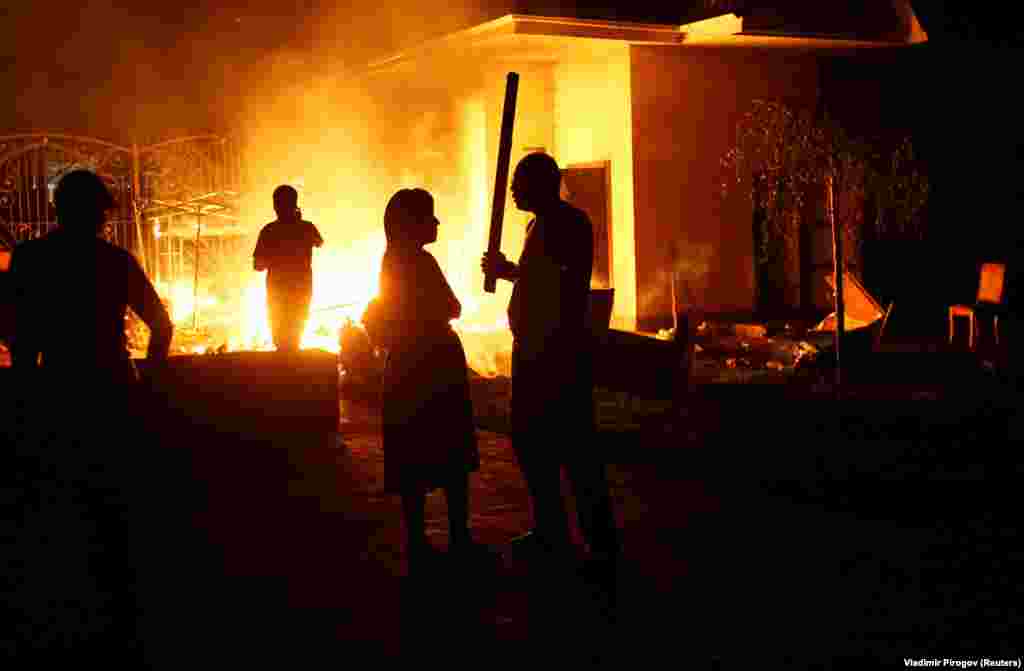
[0, 134, 244, 274]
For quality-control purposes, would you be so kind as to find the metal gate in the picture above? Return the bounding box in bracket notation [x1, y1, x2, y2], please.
[0, 133, 244, 281]
[0, 134, 137, 249]
[136, 135, 245, 294]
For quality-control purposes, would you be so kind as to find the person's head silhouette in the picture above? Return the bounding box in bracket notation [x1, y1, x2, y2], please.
[273, 185, 300, 221]
[384, 188, 439, 249]
[511, 152, 562, 214]
[54, 170, 115, 237]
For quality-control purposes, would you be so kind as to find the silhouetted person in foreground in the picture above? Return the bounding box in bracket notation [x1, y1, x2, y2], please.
[363, 188, 491, 576]
[253, 185, 323, 351]
[9, 170, 173, 382]
[482, 152, 620, 565]
[5, 169, 173, 664]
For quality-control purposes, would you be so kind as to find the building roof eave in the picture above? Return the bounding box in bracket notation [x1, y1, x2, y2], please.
[358, 7, 927, 78]
[684, 30, 911, 49]
[358, 14, 683, 78]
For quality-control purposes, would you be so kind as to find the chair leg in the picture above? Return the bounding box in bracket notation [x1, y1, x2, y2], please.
[948, 310, 954, 344]
[968, 313, 975, 351]
[994, 315, 1000, 347]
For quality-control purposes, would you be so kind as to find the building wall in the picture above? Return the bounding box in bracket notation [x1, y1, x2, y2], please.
[447, 51, 639, 332]
[551, 45, 637, 330]
[629, 44, 820, 329]
[459, 62, 558, 327]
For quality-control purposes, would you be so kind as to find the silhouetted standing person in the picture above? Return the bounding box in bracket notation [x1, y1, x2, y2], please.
[481, 152, 620, 564]
[5, 169, 173, 664]
[363, 189, 488, 575]
[9, 171, 173, 382]
[253, 185, 323, 351]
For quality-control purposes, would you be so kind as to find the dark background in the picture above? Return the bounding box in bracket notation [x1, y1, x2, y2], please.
[2, 1, 1020, 328]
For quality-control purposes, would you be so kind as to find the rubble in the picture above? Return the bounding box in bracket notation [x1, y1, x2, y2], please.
[792, 341, 820, 367]
[338, 319, 383, 385]
[119, 307, 827, 391]
[733, 323, 768, 339]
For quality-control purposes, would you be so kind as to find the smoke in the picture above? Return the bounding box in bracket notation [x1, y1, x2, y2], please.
[636, 240, 714, 320]
[228, 1, 518, 373]
[2, 1, 521, 372]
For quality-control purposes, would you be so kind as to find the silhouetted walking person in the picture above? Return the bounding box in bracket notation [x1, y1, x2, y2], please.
[254, 185, 323, 351]
[481, 152, 620, 564]
[363, 188, 488, 575]
[5, 169, 173, 665]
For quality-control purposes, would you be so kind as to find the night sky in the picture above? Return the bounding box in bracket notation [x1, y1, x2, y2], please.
[0, 1, 500, 140]
[0, 2, 1017, 142]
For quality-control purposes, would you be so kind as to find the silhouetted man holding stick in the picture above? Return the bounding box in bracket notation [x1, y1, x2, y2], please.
[482, 152, 620, 565]
[254, 185, 323, 351]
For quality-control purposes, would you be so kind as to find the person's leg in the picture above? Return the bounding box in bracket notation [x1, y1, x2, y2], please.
[564, 381, 619, 558]
[400, 485, 429, 559]
[293, 289, 312, 349]
[280, 303, 303, 351]
[282, 313, 302, 351]
[267, 290, 287, 350]
[278, 290, 310, 351]
[565, 456, 619, 558]
[444, 473, 472, 548]
[511, 347, 571, 551]
[513, 441, 571, 550]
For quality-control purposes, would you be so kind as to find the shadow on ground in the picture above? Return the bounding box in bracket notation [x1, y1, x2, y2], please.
[4, 356, 1021, 667]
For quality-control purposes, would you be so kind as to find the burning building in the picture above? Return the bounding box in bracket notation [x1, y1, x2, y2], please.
[1, 3, 926, 375]
[345, 2, 927, 341]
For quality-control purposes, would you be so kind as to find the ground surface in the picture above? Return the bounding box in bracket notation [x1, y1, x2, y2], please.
[4, 359, 1022, 668]
[150, 386, 1024, 667]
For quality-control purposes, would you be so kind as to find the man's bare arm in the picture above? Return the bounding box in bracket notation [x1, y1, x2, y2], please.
[127, 260, 173, 360]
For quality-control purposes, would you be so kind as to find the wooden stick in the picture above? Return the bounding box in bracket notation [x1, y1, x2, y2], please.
[484, 72, 519, 294]
[827, 172, 844, 390]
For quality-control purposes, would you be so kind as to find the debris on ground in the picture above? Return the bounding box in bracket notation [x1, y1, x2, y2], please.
[338, 319, 382, 385]
[733, 323, 768, 339]
[792, 341, 820, 367]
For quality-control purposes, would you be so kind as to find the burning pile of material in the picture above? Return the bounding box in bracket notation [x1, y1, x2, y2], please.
[133, 267, 513, 381]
